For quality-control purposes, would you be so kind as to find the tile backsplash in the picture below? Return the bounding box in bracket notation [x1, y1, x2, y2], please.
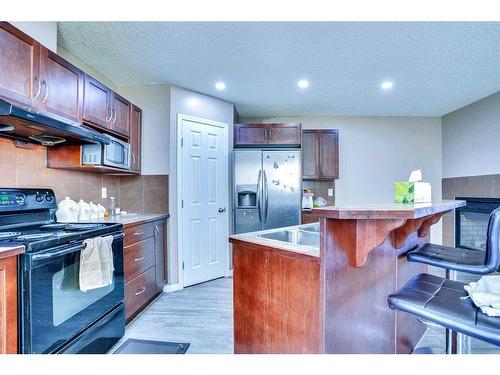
[0, 138, 168, 214]
[302, 179, 335, 206]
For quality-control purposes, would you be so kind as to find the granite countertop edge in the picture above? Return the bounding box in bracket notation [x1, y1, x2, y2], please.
[311, 200, 466, 219]
[77, 213, 170, 228]
[0, 245, 25, 260]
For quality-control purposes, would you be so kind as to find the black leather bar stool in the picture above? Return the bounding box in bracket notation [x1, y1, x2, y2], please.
[388, 273, 500, 350]
[404, 207, 500, 353]
[406, 207, 500, 275]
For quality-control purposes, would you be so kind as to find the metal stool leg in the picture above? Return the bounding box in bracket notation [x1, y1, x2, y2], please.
[444, 269, 458, 354]
[446, 330, 458, 354]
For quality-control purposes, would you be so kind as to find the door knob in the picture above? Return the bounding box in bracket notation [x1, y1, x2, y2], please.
[218, 207, 226, 213]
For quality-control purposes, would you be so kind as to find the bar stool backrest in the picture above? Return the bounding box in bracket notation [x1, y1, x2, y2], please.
[486, 207, 500, 272]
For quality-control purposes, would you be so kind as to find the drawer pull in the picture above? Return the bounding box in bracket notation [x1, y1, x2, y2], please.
[134, 231, 145, 236]
[135, 287, 146, 296]
[134, 255, 145, 262]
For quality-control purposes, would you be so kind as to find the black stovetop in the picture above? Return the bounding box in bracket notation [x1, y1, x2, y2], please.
[0, 221, 123, 252]
[0, 188, 123, 252]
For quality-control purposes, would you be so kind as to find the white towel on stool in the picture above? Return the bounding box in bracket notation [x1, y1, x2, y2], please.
[464, 275, 500, 317]
[79, 235, 114, 292]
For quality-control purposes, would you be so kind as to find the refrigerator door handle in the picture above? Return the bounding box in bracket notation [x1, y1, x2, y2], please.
[256, 169, 262, 223]
[263, 170, 269, 223]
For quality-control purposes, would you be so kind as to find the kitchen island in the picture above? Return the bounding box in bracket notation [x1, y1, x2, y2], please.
[229, 200, 465, 354]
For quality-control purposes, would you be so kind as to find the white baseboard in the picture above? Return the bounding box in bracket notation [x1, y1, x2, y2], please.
[163, 282, 183, 293]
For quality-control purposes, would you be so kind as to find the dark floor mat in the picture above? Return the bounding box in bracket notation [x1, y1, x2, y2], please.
[113, 339, 190, 354]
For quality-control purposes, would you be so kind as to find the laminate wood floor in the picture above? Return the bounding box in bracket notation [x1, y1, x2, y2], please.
[112, 275, 499, 354]
[112, 277, 234, 354]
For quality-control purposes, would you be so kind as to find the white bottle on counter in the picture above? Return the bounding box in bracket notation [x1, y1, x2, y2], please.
[77, 200, 91, 221]
[55, 197, 79, 223]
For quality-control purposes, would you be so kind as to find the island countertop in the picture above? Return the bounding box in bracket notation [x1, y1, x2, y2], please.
[229, 223, 319, 259]
[311, 200, 466, 220]
[231, 199, 466, 354]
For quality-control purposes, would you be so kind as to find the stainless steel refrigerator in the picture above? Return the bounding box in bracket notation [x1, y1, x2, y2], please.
[233, 149, 301, 234]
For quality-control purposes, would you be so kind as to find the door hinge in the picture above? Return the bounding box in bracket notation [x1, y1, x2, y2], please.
[181, 200, 184, 208]
[182, 261, 185, 270]
[181, 138, 184, 147]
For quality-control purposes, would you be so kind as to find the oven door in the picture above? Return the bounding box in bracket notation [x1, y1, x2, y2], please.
[20, 231, 124, 354]
[103, 136, 130, 169]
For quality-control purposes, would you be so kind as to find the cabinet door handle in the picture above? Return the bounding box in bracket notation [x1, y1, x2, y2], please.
[111, 108, 117, 124]
[131, 152, 136, 165]
[134, 255, 145, 262]
[268, 128, 272, 140]
[154, 225, 159, 239]
[134, 231, 144, 236]
[135, 287, 146, 296]
[106, 107, 113, 122]
[41, 80, 49, 104]
[33, 74, 42, 100]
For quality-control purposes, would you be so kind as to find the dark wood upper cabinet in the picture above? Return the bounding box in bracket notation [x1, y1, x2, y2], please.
[234, 124, 268, 146]
[302, 129, 339, 180]
[301, 131, 319, 179]
[318, 130, 339, 179]
[0, 22, 41, 109]
[83, 74, 112, 129]
[234, 123, 301, 147]
[39, 47, 84, 124]
[267, 123, 301, 145]
[130, 104, 142, 173]
[111, 93, 130, 137]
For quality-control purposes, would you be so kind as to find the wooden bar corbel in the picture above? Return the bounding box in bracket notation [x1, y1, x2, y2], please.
[391, 217, 426, 249]
[418, 210, 450, 238]
[324, 218, 406, 267]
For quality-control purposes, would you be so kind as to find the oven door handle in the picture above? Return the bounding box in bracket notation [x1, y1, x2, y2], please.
[31, 232, 124, 261]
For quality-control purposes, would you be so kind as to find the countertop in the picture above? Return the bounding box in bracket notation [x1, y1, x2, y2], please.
[77, 213, 169, 228]
[229, 223, 319, 258]
[0, 245, 25, 260]
[311, 200, 466, 220]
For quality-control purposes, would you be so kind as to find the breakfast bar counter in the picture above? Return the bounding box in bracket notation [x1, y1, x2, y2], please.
[230, 200, 465, 354]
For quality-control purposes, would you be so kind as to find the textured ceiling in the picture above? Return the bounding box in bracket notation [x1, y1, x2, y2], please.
[57, 22, 500, 117]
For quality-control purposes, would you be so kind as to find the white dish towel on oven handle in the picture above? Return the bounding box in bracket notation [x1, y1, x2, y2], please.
[464, 275, 500, 317]
[79, 235, 114, 292]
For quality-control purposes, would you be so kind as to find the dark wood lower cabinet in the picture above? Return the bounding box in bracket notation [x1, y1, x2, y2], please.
[123, 219, 168, 323]
[301, 211, 319, 224]
[0, 248, 24, 354]
[124, 266, 157, 322]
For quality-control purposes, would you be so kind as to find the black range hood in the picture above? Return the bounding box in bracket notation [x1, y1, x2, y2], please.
[0, 98, 110, 146]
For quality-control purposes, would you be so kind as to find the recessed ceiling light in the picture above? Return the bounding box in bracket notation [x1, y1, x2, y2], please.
[215, 82, 226, 90]
[381, 81, 394, 90]
[297, 79, 309, 89]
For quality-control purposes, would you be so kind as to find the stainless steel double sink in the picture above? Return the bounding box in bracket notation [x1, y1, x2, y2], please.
[257, 223, 319, 247]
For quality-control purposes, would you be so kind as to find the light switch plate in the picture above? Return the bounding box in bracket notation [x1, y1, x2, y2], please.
[101, 187, 107, 199]
[328, 188, 333, 197]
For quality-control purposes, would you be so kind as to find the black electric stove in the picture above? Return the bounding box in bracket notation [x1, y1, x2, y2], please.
[0, 188, 125, 354]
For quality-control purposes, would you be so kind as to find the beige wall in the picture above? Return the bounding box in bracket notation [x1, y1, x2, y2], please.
[442, 91, 500, 179]
[242, 115, 443, 243]
[118, 84, 171, 175]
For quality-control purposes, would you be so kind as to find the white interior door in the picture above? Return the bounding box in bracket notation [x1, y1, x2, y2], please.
[180, 117, 229, 287]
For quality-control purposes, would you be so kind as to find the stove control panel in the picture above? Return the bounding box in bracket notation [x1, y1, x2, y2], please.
[0, 189, 57, 212]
